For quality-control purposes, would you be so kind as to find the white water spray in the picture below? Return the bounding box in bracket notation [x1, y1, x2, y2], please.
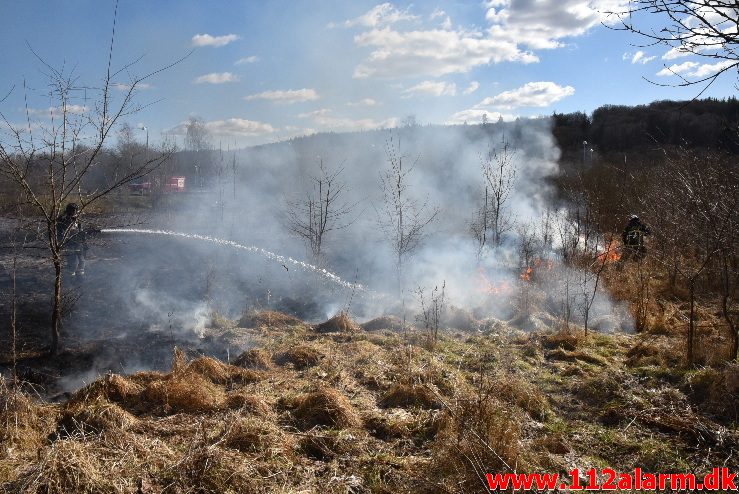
[101, 228, 365, 291]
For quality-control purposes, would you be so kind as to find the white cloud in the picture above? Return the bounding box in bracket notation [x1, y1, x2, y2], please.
[350, 1, 631, 79]
[112, 82, 152, 91]
[344, 3, 418, 28]
[403, 80, 457, 97]
[193, 72, 239, 84]
[244, 88, 319, 104]
[353, 27, 537, 79]
[27, 104, 88, 117]
[430, 8, 452, 29]
[204, 118, 274, 137]
[170, 118, 274, 137]
[235, 56, 259, 65]
[463, 81, 480, 95]
[485, 0, 629, 50]
[347, 98, 380, 107]
[298, 108, 397, 131]
[430, 8, 446, 20]
[191, 33, 240, 47]
[477, 81, 575, 109]
[687, 60, 736, 78]
[662, 47, 692, 60]
[447, 108, 514, 125]
[629, 50, 655, 64]
[656, 61, 699, 77]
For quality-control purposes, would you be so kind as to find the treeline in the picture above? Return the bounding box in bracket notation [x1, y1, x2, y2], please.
[553, 97, 739, 164]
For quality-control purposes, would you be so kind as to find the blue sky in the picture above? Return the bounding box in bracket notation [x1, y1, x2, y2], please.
[1, 0, 736, 147]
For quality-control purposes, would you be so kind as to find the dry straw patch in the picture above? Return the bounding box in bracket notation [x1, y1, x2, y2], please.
[288, 387, 361, 430]
[361, 315, 404, 332]
[223, 413, 293, 457]
[143, 371, 226, 414]
[315, 311, 359, 333]
[431, 398, 527, 492]
[1, 380, 55, 449]
[10, 438, 122, 493]
[225, 391, 272, 416]
[185, 356, 262, 384]
[233, 347, 273, 370]
[57, 395, 138, 437]
[158, 442, 259, 493]
[490, 374, 549, 420]
[380, 383, 440, 410]
[238, 310, 303, 329]
[274, 344, 324, 369]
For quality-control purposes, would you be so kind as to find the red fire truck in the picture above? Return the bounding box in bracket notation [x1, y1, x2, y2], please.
[163, 176, 186, 193]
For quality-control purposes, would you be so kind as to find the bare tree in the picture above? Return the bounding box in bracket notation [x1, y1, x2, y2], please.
[377, 134, 438, 290]
[471, 138, 517, 252]
[0, 8, 183, 355]
[287, 160, 355, 263]
[185, 116, 211, 152]
[609, 1, 739, 93]
[644, 150, 738, 364]
[415, 281, 446, 350]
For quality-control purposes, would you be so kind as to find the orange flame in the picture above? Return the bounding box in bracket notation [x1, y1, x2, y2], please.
[597, 246, 622, 263]
[477, 267, 513, 295]
[519, 258, 554, 282]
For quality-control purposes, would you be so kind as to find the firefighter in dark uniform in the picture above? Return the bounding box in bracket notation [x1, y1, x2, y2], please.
[57, 203, 87, 276]
[621, 214, 651, 261]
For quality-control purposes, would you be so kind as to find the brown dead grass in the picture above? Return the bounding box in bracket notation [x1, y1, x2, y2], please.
[274, 344, 324, 369]
[0, 379, 56, 455]
[546, 348, 607, 366]
[380, 383, 440, 409]
[288, 387, 361, 430]
[223, 414, 292, 456]
[5, 304, 738, 492]
[541, 328, 582, 351]
[225, 391, 272, 416]
[361, 315, 404, 332]
[185, 356, 262, 384]
[683, 362, 739, 421]
[430, 398, 525, 491]
[238, 310, 303, 329]
[315, 311, 359, 333]
[492, 374, 549, 420]
[143, 372, 226, 414]
[157, 441, 259, 493]
[57, 395, 137, 437]
[232, 347, 273, 370]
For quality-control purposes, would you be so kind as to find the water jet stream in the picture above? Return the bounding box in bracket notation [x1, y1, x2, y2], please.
[101, 228, 364, 291]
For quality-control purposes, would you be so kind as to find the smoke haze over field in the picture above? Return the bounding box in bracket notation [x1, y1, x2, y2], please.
[90, 119, 630, 337]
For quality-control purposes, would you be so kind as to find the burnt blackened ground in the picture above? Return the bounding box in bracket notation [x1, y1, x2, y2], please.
[0, 213, 352, 398]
